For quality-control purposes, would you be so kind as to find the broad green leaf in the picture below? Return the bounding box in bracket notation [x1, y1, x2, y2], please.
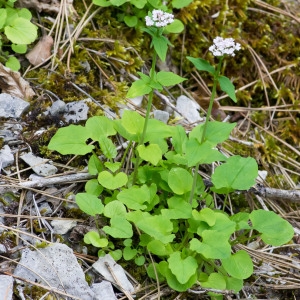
[17, 8, 32, 20]
[109, 249, 123, 260]
[85, 179, 103, 196]
[168, 252, 198, 284]
[124, 15, 138, 27]
[103, 217, 133, 238]
[147, 263, 165, 282]
[123, 246, 137, 260]
[118, 110, 144, 139]
[126, 79, 152, 98]
[117, 185, 150, 210]
[164, 151, 187, 165]
[230, 212, 251, 230]
[185, 139, 227, 167]
[147, 240, 173, 256]
[157, 71, 186, 86]
[172, 0, 193, 8]
[250, 210, 294, 246]
[218, 75, 237, 102]
[189, 121, 236, 145]
[84, 231, 108, 247]
[200, 272, 226, 290]
[187, 57, 215, 75]
[135, 256, 146, 266]
[130, 0, 147, 8]
[5, 17, 37, 44]
[75, 193, 104, 216]
[152, 35, 169, 62]
[0, 9, 7, 29]
[211, 156, 258, 193]
[161, 196, 192, 219]
[48, 125, 94, 155]
[168, 167, 193, 195]
[144, 119, 173, 143]
[198, 207, 216, 226]
[221, 250, 253, 279]
[88, 153, 103, 175]
[171, 125, 187, 154]
[92, 0, 112, 6]
[195, 211, 236, 237]
[137, 144, 162, 165]
[158, 261, 197, 292]
[104, 200, 127, 218]
[104, 162, 121, 173]
[99, 136, 117, 159]
[11, 43, 27, 54]
[98, 171, 128, 189]
[85, 116, 116, 140]
[135, 214, 175, 244]
[4, 7, 18, 26]
[165, 19, 184, 33]
[225, 277, 243, 293]
[5, 56, 20, 71]
[190, 231, 231, 259]
[111, 0, 127, 5]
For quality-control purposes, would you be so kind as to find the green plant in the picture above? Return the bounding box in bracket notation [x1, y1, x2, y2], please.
[48, 9, 294, 298]
[0, 0, 38, 70]
[92, 0, 188, 32]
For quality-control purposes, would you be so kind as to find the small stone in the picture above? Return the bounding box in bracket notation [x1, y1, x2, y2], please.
[64, 99, 90, 123]
[91, 281, 117, 300]
[38, 202, 53, 216]
[20, 152, 57, 177]
[0, 275, 13, 300]
[93, 254, 134, 293]
[49, 100, 66, 116]
[14, 243, 95, 299]
[51, 220, 77, 234]
[0, 93, 30, 118]
[128, 96, 143, 107]
[154, 110, 169, 123]
[175, 95, 204, 124]
[0, 145, 14, 168]
[257, 170, 268, 183]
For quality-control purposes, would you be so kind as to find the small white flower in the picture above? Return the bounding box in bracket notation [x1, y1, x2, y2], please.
[209, 37, 241, 57]
[145, 9, 174, 28]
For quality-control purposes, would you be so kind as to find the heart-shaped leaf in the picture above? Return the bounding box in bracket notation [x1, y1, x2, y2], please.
[98, 171, 128, 189]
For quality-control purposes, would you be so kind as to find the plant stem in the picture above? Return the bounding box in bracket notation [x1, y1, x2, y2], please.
[189, 57, 223, 205]
[132, 52, 157, 185]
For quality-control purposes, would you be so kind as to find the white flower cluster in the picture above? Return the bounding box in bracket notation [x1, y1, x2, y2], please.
[145, 9, 174, 27]
[209, 37, 241, 57]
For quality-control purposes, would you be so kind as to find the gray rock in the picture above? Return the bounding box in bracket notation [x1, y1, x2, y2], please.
[0, 145, 14, 168]
[20, 152, 57, 177]
[128, 96, 143, 107]
[0, 275, 13, 300]
[48, 100, 66, 116]
[38, 202, 53, 216]
[175, 95, 204, 124]
[51, 219, 77, 234]
[91, 281, 117, 300]
[154, 110, 169, 123]
[0, 244, 7, 254]
[14, 243, 95, 299]
[0, 93, 30, 118]
[64, 99, 90, 123]
[93, 254, 134, 293]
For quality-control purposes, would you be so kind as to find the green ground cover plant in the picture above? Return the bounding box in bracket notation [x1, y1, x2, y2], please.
[0, 0, 38, 70]
[48, 7, 294, 298]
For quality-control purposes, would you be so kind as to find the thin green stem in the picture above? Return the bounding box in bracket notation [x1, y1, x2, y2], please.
[189, 57, 223, 205]
[132, 52, 157, 185]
